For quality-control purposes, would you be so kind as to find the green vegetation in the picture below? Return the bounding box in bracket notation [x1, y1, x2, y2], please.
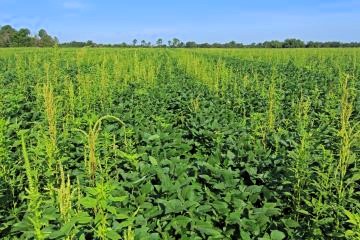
[1, 25, 360, 48]
[0, 48, 359, 239]
[0, 25, 58, 47]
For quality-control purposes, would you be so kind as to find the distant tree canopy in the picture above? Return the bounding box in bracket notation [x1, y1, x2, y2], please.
[0, 25, 58, 47]
[57, 38, 360, 48]
[1, 25, 360, 48]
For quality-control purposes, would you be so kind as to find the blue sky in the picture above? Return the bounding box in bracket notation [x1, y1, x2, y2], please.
[1, 0, 360, 44]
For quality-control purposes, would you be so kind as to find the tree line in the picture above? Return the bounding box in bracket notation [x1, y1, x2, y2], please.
[0, 25, 58, 47]
[1, 25, 360, 48]
[60, 38, 360, 48]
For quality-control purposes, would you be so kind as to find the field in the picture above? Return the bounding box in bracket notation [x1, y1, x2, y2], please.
[0, 48, 359, 239]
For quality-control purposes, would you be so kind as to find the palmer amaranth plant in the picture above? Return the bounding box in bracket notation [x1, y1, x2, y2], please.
[0, 48, 359, 239]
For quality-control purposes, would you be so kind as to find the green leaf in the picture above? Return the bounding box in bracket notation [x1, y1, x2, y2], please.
[195, 221, 222, 237]
[113, 219, 135, 231]
[109, 196, 127, 202]
[115, 213, 129, 220]
[106, 205, 118, 214]
[79, 196, 97, 208]
[349, 172, 360, 182]
[42, 207, 58, 221]
[164, 199, 184, 214]
[227, 150, 236, 160]
[144, 207, 162, 218]
[317, 217, 335, 225]
[213, 182, 225, 190]
[172, 216, 192, 227]
[12, 220, 33, 232]
[149, 156, 158, 166]
[211, 200, 228, 213]
[76, 212, 92, 224]
[228, 211, 242, 224]
[345, 230, 355, 237]
[106, 228, 121, 240]
[141, 182, 153, 195]
[270, 230, 286, 240]
[196, 204, 212, 213]
[148, 134, 160, 141]
[240, 230, 251, 240]
[49, 219, 76, 239]
[281, 218, 299, 228]
[240, 219, 258, 233]
[297, 209, 311, 215]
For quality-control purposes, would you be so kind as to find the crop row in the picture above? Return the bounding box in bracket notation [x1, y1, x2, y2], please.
[0, 48, 359, 239]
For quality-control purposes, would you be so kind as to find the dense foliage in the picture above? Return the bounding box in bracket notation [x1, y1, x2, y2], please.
[0, 48, 359, 239]
[0, 25, 58, 47]
[1, 25, 360, 48]
[58, 38, 360, 48]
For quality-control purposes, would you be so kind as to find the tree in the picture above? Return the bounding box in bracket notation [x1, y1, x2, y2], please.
[2, 24, 360, 48]
[14, 28, 32, 47]
[185, 41, 197, 48]
[54, 37, 59, 47]
[86, 40, 95, 47]
[37, 29, 56, 47]
[156, 38, 163, 47]
[225, 41, 237, 48]
[198, 43, 211, 48]
[38, 29, 47, 39]
[263, 40, 282, 48]
[283, 38, 305, 48]
[172, 38, 180, 47]
[0, 25, 61, 47]
[212, 43, 223, 48]
[306, 41, 320, 48]
[0, 25, 17, 47]
[132, 39, 137, 46]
